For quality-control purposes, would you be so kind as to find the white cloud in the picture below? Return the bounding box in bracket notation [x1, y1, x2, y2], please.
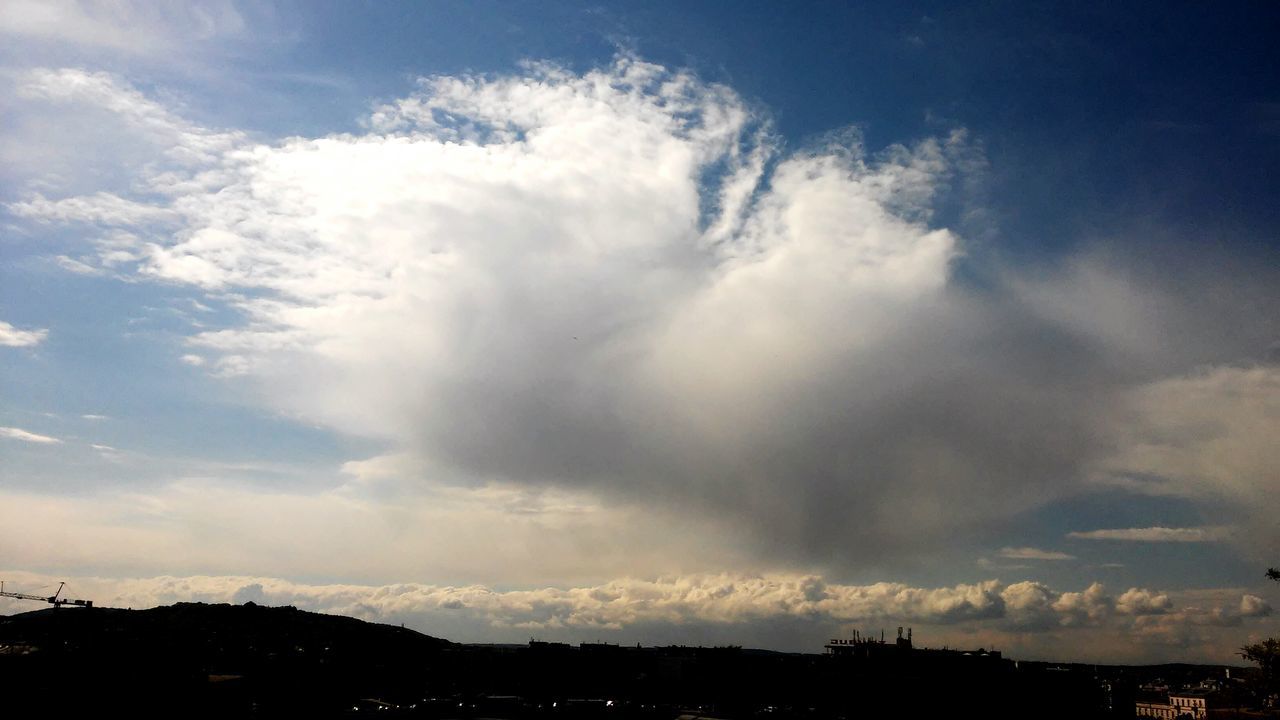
[1067, 526, 1232, 543]
[0, 569, 1267, 664]
[8, 57, 1279, 578]
[1100, 365, 1280, 554]
[1052, 583, 1114, 626]
[997, 547, 1075, 561]
[1240, 594, 1272, 618]
[179, 354, 206, 366]
[1, 67, 245, 197]
[1, 59, 1009, 570]
[0, 320, 48, 347]
[0, 0, 247, 55]
[1116, 588, 1173, 615]
[0, 571, 1108, 629]
[55, 254, 105, 275]
[809, 579, 1007, 624]
[0, 480, 755, 586]
[10, 191, 181, 225]
[1131, 592, 1273, 635]
[1000, 581, 1058, 629]
[0, 426, 61, 443]
[13, 68, 243, 166]
[89, 442, 124, 460]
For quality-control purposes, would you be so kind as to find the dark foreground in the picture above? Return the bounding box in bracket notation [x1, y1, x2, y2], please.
[0, 603, 1259, 718]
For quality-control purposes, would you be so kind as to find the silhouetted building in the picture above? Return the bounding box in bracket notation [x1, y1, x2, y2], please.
[825, 626, 1003, 665]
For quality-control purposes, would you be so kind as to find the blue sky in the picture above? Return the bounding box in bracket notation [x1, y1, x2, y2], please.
[1, 1, 1278, 663]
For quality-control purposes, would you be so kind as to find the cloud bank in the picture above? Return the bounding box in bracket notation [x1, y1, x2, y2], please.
[6, 58, 1279, 577]
[998, 547, 1076, 561]
[0, 570, 1271, 663]
[1067, 526, 1232, 543]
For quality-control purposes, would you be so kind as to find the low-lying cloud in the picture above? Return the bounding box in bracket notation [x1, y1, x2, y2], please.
[0, 572, 1242, 632]
[998, 547, 1076, 561]
[1067, 526, 1232, 543]
[0, 571, 1270, 663]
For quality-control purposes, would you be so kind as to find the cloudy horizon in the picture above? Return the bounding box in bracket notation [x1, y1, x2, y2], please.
[1, 1, 1277, 665]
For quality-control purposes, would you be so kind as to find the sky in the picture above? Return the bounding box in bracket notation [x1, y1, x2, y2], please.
[1, 1, 1278, 664]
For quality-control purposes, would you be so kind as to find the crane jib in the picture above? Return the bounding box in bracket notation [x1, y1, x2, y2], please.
[0, 580, 94, 608]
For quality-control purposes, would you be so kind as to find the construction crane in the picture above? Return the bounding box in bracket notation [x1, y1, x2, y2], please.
[0, 580, 93, 608]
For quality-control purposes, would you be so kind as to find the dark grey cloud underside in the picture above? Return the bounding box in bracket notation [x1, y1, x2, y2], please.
[416, 245, 1280, 572]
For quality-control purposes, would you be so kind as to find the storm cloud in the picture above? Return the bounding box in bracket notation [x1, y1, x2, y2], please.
[10, 57, 1279, 574]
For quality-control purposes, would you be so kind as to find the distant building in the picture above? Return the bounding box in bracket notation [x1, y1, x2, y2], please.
[1135, 688, 1216, 720]
[824, 627, 1003, 664]
[824, 627, 910, 659]
[527, 639, 572, 652]
[1169, 690, 1211, 719]
[1135, 699, 1175, 719]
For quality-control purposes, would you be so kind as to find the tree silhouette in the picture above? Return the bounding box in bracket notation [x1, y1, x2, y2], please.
[1240, 569, 1280, 702]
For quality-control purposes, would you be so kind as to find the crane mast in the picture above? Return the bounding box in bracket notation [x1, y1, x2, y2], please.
[0, 580, 94, 608]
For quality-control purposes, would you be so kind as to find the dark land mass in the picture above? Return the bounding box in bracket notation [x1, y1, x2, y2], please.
[0, 603, 1265, 718]
[0, 602, 449, 715]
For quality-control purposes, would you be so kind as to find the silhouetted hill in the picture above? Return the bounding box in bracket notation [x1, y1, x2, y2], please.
[1, 600, 448, 655]
[0, 604, 1258, 718]
[0, 602, 450, 715]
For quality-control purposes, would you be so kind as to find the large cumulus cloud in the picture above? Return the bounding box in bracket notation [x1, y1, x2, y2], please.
[8, 57, 1279, 574]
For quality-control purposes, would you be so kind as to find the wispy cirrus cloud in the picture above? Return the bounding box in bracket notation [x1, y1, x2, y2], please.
[9, 191, 182, 226]
[1067, 526, 1232, 543]
[0, 426, 61, 444]
[11, 67, 244, 166]
[997, 547, 1075, 561]
[0, 0, 248, 56]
